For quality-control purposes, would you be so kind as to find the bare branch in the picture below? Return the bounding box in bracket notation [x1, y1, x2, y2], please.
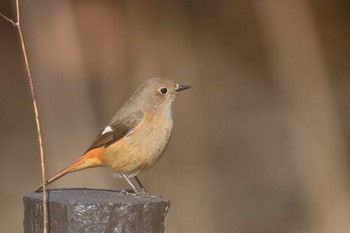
[2, 0, 48, 232]
[0, 12, 17, 26]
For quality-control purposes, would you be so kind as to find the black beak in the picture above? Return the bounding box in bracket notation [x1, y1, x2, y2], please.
[175, 84, 191, 92]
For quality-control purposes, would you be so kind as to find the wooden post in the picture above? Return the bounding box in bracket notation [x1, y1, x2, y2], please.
[23, 188, 170, 233]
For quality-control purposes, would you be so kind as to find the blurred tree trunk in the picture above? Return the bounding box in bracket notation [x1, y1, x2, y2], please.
[254, 1, 350, 232]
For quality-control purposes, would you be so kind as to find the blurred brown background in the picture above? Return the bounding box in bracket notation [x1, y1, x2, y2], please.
[1, 0, 350, 232]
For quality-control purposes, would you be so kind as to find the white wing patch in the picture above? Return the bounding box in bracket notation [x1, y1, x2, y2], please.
[101, 126, 113, 135]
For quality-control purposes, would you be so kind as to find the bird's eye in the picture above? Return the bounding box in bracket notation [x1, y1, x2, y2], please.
[159, 87, 168, 95]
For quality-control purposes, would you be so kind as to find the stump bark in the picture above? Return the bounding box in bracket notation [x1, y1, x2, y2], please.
[23, 188, 170, 233]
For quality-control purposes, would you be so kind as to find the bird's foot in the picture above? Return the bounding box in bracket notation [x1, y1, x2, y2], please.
[120, 189, 131, 195]
[139, 189, 149, 196]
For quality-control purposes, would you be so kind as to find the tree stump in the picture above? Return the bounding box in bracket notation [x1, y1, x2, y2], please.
[23, 188, 170, 233]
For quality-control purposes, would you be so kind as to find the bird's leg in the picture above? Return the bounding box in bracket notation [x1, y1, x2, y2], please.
[134, 176, 148, 194]
[121, 173, 140, 195]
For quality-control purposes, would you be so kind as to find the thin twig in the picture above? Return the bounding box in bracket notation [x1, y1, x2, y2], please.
[0, 13, 17, 26]
[1, 1, 48, 232]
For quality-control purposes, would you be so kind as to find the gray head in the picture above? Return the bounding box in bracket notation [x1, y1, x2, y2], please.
[121, 77, 191, 114]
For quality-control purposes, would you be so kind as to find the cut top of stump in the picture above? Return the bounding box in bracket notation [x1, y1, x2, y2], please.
[23, 188, 170, 233]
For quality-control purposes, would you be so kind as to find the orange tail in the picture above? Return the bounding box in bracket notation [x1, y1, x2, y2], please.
[35, 147, 105, 192]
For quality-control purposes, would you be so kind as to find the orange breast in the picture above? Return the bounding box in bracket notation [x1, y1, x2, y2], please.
[100, 110, 173, 177]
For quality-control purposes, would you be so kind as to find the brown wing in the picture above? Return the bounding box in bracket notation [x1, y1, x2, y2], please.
[85, 111, 144, 152]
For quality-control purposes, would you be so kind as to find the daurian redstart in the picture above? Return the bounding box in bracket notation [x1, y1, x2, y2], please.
[36, 77, 190, 195]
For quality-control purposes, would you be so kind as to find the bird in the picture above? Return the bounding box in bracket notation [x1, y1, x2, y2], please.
[35, 77, 190, 195]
